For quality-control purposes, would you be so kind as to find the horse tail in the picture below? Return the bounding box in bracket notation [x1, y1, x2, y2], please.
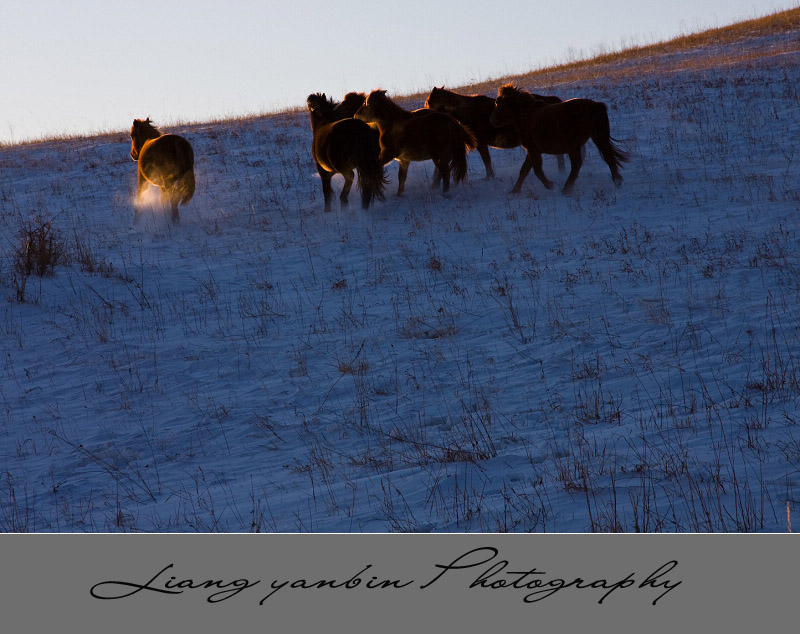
[175, 139, 195, 205]
[356, 131, 388, 209]
[450, 122, 478, 184]
[178, 168, 196, 205]
[591, 102, 630, 178]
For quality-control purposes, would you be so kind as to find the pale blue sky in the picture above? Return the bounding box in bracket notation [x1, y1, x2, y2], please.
[1, 1, 794, 143]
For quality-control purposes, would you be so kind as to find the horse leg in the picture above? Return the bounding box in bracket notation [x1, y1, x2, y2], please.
[166, 184, 180, 223]
[136, 171, 149, 200]
[477, 143, 494, 179]
[561, 148, 584, 194]
[396, 160, 410, 197]
[512, 151, 552, 194]
[431, 166, 441, 189]
[529, 152, 555, 191]
[340, 168, 354, 208]
[317, 164, 334, 212]
[434, 160, 451, 196]
[158, 186, 175, 220]
[510, 155, 533, 194]
[556, 154, 566, 171]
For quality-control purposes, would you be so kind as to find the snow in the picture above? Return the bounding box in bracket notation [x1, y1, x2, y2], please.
[1, 33, 799, 532]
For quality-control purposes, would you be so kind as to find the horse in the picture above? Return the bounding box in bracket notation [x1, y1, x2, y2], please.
[129, 118, 195, 223]
[354, 90, 477, 197]
[425, 86, 565, 178]
[332, 92, 367, 119]
[489, 84, 629, 194]
[306, 93, 387, 211]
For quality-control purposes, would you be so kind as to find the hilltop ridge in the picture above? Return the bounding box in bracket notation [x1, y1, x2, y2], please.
[2, 7, 799, 150]
[420, 6, 800, 98]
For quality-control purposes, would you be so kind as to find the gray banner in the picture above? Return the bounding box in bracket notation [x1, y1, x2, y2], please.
[0, 534, 794, 631]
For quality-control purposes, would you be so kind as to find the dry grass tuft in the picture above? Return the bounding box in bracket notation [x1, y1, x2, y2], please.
[13, 216, 66, 278]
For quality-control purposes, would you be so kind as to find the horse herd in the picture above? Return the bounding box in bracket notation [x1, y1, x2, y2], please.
[129, 84, 629, 222]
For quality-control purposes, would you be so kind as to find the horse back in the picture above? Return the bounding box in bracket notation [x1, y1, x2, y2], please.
[430, 94, 517, 149]
[140, 134, 194, 176]
[313, 118, 379, 172]
[532, 93, 562, 105]
[523, 99, 605, 153]
[393, 110, 472, 158]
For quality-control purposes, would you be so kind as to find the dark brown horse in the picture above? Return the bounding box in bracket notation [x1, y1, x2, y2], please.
[354, 90, 477, 197]
[489, 84, 629, 194]
[129, 118, 195, 223]
[425, 86, 565, 178]
[332, 92, 367, 119]
[306, 93, 387, 211]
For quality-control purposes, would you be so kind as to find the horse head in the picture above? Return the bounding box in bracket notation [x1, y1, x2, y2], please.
[354, 90, 394, 124]
[334, 92, 366, 119]
[130, 117, 160, 160]
[365, 90, 388, 107]
[424, 86, 449, 110]
[307, 93, 341, 127]
[490, 84, 525, 128]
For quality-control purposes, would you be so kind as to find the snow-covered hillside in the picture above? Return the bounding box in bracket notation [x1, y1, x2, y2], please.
[1, 28, 799, 532]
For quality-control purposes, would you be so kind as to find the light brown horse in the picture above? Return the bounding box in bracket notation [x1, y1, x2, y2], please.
[307, 93, 387, 211]
[129, 118, 195, 223]
[354, 90, 477, 197]
[489, 84, 629, 194]
[425, 86, 565, 178]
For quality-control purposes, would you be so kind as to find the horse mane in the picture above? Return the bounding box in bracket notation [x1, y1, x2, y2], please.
[133, 117, 161, 138]
[498, 84, 559, 107]
[434, 86, 472, 97]
[365, 90, 410, 117]
[306, 92, 339, 118]
[334, 92, 366, 118]
[498, 83, 522, 98]
[499, 84, 550, 109]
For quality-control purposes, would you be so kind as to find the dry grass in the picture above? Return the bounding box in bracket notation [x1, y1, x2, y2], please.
[411, 6, 800, 97]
